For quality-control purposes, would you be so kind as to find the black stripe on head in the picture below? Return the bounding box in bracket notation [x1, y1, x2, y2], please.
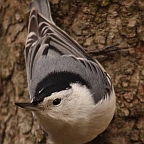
[33, 71, 90, 104]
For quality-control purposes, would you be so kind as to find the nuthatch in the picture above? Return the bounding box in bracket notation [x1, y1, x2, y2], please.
[15, 0, 116, 143]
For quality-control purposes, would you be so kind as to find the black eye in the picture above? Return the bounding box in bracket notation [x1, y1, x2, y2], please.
[53, 98, 61, 105]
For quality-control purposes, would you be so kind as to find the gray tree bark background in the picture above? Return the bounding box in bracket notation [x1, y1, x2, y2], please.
[0, 0, 144, 144]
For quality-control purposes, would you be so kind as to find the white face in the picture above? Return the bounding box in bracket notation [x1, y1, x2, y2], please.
[33, 83, 115, 144]
[38, 83, 95, 122]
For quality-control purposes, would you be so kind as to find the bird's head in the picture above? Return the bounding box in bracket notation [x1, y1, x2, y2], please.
[15, 82, 94, 123]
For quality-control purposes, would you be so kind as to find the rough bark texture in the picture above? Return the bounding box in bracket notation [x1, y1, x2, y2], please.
[0, 0, 144, 144]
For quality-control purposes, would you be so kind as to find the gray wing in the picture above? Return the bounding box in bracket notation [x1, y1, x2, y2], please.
[25, 0, 112, 104]
[25, 0, 90, 85]
[29, 54, 112, 104]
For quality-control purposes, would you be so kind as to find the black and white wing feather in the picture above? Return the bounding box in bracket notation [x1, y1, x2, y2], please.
[25, 0, 113, 104]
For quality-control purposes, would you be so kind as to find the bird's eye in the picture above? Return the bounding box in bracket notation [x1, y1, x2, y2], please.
[53, 98, 61, 105]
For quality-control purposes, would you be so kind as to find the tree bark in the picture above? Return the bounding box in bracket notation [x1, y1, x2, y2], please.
[0, 0, 144, 144]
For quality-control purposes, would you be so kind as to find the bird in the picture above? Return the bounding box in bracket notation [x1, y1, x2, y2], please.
[15, 0, 116, 143]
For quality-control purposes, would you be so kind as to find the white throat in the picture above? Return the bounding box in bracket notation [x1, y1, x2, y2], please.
[33, 83, 115, 144]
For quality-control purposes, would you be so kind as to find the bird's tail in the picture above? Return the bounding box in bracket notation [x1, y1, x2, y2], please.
[28, 0, 54, 23]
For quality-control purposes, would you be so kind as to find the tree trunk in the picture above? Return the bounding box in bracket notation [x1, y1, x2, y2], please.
[0, 0, 144, 144]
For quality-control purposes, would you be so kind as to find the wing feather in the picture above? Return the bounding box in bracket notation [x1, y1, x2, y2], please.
[25, 0, 113, 103]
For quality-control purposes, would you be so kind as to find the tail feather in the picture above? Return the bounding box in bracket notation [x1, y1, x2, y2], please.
[28, 10, 39, 35]
[28, 0, 54, 23]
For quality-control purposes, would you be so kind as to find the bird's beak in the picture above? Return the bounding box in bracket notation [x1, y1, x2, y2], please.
[15, 102, 43, 111]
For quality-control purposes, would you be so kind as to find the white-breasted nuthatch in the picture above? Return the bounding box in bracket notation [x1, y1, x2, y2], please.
[15, 0, 116, 143]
